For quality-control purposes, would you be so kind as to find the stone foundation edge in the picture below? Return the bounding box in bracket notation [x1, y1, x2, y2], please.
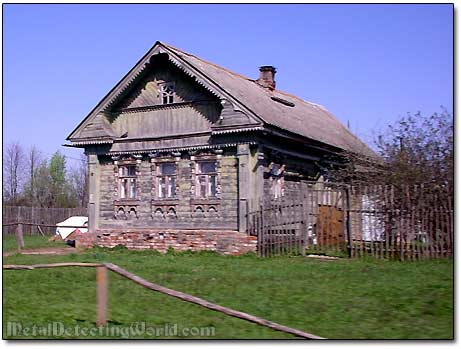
[76, 229, 257, 255]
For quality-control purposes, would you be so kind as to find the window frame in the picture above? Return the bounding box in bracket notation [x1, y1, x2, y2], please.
[158, 82, 175, 105]
[195, 160, 218, 198]
[118, 165, 138, 200]
[268, 162, 285, 199]
[156, 162, 177, 199]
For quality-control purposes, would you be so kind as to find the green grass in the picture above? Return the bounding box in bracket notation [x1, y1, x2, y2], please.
[2, 235, 67, 252]
[2, 248, 453, 339]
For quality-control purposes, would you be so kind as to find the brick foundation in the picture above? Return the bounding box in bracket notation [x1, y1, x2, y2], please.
[75, 231, 96, 250]
[94, 229, 257, 255]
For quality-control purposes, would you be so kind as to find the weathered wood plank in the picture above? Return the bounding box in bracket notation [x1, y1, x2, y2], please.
[96, 266, 108, 327]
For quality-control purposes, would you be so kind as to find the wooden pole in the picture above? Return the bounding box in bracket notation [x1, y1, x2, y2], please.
[16, 223, 24, 251]
[3, 263, 103, 270]
[345, 186, 352, 258]
[96, 266, 108, 327]
[104, 263, 324, 339]
[446, 194, 453, 257]
[301, 194, 307, 257]
[259, 205, 264, 257]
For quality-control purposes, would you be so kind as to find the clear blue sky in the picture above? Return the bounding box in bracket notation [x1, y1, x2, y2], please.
[3, 4, 453, 166]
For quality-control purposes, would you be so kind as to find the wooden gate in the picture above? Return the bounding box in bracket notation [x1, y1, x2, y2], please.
[247, 202, 308, 257]
[317, 205, 345, 247]
[247, 181, 350, 257]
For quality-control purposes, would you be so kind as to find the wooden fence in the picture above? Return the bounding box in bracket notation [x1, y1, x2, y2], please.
[2, 206, 87, 235]
[3, 263, 324, 339]
[348, 185, 453, 261]
[247, 183, 453, 260]
[247, 202, 307, 257]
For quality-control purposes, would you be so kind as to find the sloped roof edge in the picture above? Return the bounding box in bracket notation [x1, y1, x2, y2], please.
[67, 40, 374, 158]
[66, 41, 263, 141]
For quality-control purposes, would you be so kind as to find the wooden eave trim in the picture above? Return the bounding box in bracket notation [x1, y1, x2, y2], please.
[113, 99, 217, 114]
[68, 139, 114, 146]
[211, 126, 264, 135]
[114, 131, 211, 143]
[105, 141, 257, 156]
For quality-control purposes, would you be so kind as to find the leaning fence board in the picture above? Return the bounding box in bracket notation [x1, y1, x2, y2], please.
[3, 263, 103, 270]
[104, 263, 324, 339]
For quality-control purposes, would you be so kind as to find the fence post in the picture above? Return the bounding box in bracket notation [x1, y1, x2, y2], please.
[96, 266, 108, 327]
[259, 205, 265, 257]
[300, 195, 307, 257]
[345, 186, 352, 258]
[16, 223, 25, 251]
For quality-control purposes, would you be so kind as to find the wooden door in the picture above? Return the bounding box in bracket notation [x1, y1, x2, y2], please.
[317, 205, 344, 246]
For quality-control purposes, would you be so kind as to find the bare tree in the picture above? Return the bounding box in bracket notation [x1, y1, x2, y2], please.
[3, 141, 25, 205]
[326, 108, 453, 243]
[23, 145, 43, 205]
[68, 153, 89, 207]
[327, 108, 453, 190]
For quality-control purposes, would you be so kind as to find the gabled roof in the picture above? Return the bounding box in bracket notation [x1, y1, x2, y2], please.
[67, 41, 374, 157]
[162, 42, 374, 157]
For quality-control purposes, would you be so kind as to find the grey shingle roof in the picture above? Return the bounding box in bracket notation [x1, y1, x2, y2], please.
[162, 42, 374, 157]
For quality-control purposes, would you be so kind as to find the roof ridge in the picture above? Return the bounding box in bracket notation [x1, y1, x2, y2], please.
[161, 42, 327, 109]
[157, 41, 373, 156]
[160, 41, 256, 83]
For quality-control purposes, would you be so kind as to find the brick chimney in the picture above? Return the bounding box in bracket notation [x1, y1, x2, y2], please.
[257, 66, 276, 90]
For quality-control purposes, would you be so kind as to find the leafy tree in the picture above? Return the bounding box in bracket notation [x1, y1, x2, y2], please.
[33, 161, 53, 207]
[49, 151, 66, 187]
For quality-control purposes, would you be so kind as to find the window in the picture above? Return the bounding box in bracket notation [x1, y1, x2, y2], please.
[119, 165, 137, 199]
[196, 161, 217, 198]
[269, 163, 285, 199]
[157, 163, 177, 198]
[159, 82, 175, 104]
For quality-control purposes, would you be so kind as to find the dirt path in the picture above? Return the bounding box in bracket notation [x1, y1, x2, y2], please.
[3, 247, 77, 257]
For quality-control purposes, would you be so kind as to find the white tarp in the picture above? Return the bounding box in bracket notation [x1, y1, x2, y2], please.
[56, 216, 88, 240]
[361, 195, 384, 241]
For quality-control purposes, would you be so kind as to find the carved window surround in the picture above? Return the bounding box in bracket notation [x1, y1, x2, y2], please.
[112, 154, 142, 220]
[149, 152, 181, 220]
[190, 198, 221, 218]
[190, 149, 223, 217]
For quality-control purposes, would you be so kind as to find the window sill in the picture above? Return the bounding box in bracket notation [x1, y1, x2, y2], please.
[151, 198, 179, 205]
[114, 199, 141, 206]
[191, 198, 220, 205]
